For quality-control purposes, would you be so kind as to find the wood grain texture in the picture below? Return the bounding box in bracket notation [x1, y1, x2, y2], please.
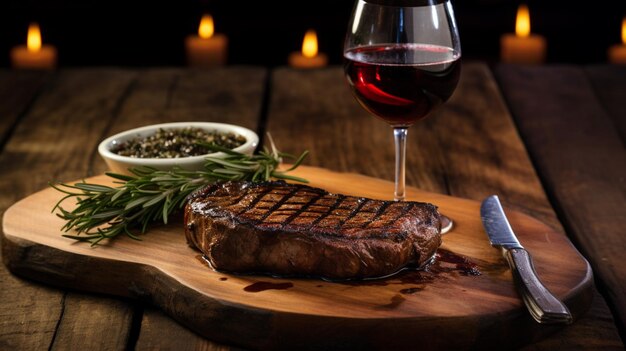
[584, 65, 626, 141]
[0, 69, 138, 350]
[266, 64, 555, 227]
[2, 167, 592, 350]
[266, 63, 623, 349]
[495, 64, 626, 342]
[0, 69, 55, 351]
[136, 307, 235, 351]
[91, 67, 267, 176]
[0, 64, 622, 350]
[0, 70, 50, 147]
[50, 293, 133, 351]
[92, 67, 267, 350]
[520, 290, 625, 351]
[2, 67, 267, 351]
[0, 271, 62, 351]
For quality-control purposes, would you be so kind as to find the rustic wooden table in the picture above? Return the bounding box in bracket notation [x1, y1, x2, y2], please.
[0, 63, 624, 350]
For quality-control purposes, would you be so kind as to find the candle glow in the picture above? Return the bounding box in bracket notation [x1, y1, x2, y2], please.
[500, 4, 546, 65]
[11, 22, 57, 70]
[622, 17, 626, 45]
[515, 5, 530, 38]
[302, 30, 319, 58]
[27, 23, 42, 52]
[288, 29, 328, 68]
[199, 15, 214, 39]
[185, 14, 228, 67]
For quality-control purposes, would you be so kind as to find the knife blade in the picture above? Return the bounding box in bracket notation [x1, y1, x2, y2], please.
[480, 195, 573, 324]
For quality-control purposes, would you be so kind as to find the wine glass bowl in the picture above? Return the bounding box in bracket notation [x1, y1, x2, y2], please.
[343, 0, 461, 232]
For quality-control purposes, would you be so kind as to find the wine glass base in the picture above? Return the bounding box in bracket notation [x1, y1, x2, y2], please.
[440, 214, 454, 234]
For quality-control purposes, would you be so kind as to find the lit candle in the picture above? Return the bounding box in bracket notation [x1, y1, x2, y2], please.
[500, 5, 547, 65]
[185, 14, 228, 68]
[288, 29, 328, 69]
[608, 17, 626, 64]
[10, 23, 57, 70]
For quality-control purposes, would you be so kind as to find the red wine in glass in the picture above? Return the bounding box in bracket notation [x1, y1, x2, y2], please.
[344, 43, 460, 127]
[343, 0, 460, 233]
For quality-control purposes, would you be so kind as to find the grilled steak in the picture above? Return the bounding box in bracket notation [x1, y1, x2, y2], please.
[184, 181, 442, 280]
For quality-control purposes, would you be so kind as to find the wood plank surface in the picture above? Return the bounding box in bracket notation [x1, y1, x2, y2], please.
[90, 67, 268, 350]
[2, 167, 592, 350]
[1, 68, 268, 350]
[584, 65, 626, 141]
[495, 64, 626, 344]
[0, 70, 50, 147]
[135, 306, 234, 351]
[266, 63, 624, 349]
[0, 69, 138, 350]
[0, 65, 623, 350]
[50, 294, 134, 350]
[0, 70, 53, 351]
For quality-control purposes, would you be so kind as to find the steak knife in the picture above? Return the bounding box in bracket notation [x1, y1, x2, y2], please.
[480, 195, 573, 324]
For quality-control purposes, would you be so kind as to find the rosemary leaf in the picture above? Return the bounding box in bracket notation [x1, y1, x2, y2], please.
[74, 184, 114, 193]
[125, 196, 154, 210]
[143, 193, 167, 208]
[51, 141, 308, 245]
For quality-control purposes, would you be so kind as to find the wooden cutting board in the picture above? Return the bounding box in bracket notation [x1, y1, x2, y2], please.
[1, 166, 592, 350]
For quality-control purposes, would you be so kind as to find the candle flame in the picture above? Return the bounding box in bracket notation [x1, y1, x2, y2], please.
[302, 29, 318, 58]
[199, 14, 214, 39]
[27, 23, 42, 52]
[515, 5, 531, 38]
[622, 17, 626, 45]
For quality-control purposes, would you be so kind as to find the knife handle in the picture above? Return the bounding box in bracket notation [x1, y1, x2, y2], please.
[504, 248, 573, 324]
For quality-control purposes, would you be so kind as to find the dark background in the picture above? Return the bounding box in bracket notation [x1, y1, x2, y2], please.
[1, 0, 625, 67]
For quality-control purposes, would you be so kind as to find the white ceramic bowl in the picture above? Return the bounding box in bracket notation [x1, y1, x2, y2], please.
[98, 122, 258, 175]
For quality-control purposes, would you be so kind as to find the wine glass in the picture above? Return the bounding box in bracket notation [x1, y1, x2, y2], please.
[343, 0, 461, 233]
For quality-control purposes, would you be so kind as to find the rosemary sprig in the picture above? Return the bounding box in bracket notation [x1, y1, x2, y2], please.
[51, 141, 308, 246]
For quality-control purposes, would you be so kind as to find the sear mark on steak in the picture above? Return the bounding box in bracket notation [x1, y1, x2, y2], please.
[184, 181, 442, 280]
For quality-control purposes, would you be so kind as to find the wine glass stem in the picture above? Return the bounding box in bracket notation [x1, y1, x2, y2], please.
[393, 127, 408, 201]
